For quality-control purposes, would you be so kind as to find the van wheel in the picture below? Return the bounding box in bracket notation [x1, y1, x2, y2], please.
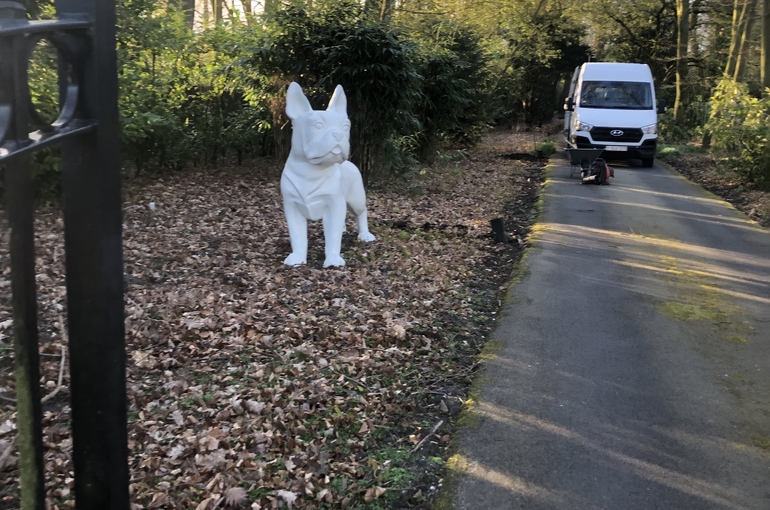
[641, 158, 654, 168]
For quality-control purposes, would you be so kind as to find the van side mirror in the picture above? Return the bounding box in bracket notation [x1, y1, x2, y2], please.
[657, 99, 667, 114]
[564, 97, 574, 112]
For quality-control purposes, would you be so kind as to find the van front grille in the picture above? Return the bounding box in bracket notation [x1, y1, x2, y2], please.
[591, 127, 643, 143]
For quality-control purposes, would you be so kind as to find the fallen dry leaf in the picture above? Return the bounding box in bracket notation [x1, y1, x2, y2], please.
[225, 487, 249, 507]
[275, 489, 297, 508]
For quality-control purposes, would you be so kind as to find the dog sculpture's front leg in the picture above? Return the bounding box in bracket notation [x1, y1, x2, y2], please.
[322, 199, 347, 267]
[283, 201, 308, 266]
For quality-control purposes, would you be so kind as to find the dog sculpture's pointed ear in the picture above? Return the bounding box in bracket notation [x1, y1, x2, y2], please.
[327, 85, 347, 115]
[286, 82, 312, 120]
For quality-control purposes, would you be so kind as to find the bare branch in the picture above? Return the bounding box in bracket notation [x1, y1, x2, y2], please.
[410, 419, 443, 454]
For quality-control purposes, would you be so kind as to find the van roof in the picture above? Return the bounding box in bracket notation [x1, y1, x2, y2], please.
[580, 62, 653, 82]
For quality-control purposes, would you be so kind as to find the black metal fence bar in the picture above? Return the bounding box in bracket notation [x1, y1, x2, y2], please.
[1, 0, 128, 506]
[0, 18, 90, 37]
[58, 0, 130, 504]
[1, 4, 46, 507]
[5, 157, 45, 510]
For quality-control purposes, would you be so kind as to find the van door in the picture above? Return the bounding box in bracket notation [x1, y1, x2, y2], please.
[564, 66, 581, 140]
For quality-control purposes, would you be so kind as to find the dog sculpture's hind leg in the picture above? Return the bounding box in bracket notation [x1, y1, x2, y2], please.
[340, 161, 376, 243]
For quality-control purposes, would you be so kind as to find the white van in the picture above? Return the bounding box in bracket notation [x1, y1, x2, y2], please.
[563, 62, 665, 168]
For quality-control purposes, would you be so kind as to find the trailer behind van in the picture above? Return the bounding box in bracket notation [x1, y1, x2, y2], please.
[563, 63, 665, 168]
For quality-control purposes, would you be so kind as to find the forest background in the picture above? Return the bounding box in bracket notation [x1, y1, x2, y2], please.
[8, 0, 770, 198]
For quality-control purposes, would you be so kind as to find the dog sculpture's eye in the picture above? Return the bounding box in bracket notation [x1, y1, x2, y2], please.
[341, 122, 350, 131]
[313, 121, 324, 130]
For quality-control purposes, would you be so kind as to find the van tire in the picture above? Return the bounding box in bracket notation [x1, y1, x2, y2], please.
[641, 158, 654, 168]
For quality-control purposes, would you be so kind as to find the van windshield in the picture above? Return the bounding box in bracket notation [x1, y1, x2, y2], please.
[579, 81, 653, 110]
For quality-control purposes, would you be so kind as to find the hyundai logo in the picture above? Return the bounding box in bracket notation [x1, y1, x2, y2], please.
[610, 129, 624, 136]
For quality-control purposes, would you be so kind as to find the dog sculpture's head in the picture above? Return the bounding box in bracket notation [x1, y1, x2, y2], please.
[286, 82, 351, 167]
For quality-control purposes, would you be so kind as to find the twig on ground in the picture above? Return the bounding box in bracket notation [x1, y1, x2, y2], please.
[41, 316, 68, 405]
[0, 436, 16, 471]
[41, 343, 66, 404]
[0, 341, 66, 405]
[343, 374, 373, 392]
[425, 361, 481, 390]
[410, 419, 443, 454]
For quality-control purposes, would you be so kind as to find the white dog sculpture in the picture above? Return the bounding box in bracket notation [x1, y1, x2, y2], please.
[281, 82, 375, 267]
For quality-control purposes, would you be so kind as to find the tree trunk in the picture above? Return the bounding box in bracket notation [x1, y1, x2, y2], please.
[725, 0, 741, 76]
[734, 0, 758, 81]
[725, 0, 756, 76]
[675, 0, 690, 126]
[762, 0, 770, 91]
[689, 0, 702, 60]
[183, 0, 195, 29]
[222, 0, 237, 22]
[380, 0, 394, 22]
[213, 0, 222, 22]
[364, 0, 394, 22]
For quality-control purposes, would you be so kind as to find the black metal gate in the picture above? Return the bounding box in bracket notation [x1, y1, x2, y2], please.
[1, 0, 128, 507]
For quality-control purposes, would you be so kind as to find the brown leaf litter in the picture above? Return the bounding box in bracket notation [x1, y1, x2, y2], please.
[0, 129, 547, 508]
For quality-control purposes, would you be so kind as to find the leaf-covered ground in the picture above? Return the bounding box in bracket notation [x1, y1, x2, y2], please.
[0, 130, 546, 509]
[660, 151, 770, 228]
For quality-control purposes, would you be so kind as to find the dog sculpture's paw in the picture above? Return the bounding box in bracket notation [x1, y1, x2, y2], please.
[284, 253, 306, 266]
[323, 255, 346, 268]
[358, 232, 376, 243]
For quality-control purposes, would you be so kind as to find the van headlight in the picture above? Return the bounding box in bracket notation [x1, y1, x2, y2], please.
[576, 121, 593, 132]
[642, 123, 657, 134]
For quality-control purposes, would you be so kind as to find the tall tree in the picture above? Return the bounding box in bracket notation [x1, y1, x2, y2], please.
[734, 0, 758, 80]
[177, 0, 195, 29]
[585, 0, 678, 86]
[725, 0, 758, 76]
[725, 0, 741, 75]
[675, 0, 691, 124]
[759, 0, 770, 88]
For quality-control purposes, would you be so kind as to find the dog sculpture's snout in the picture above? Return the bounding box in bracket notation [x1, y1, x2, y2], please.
[333, 131, 344, 142]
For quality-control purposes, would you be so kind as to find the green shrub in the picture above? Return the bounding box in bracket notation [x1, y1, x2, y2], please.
[116, 0, 273, 175]
[705, 79, 770, 188]
[536, 140, 557, 157]
[411, 20, 492, 164]
[494, 11, 590, 126]
[656, 145, 680, 159]
[239, 0, 421, 184]
[657, 112, 689, 143]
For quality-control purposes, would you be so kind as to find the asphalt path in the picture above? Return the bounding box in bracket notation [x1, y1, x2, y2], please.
[449, 156, 770, 510]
